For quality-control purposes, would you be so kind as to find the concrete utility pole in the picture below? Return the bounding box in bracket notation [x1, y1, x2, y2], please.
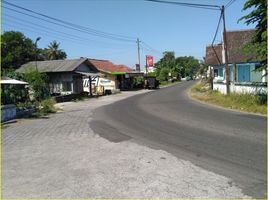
[222, 5, 230, 94]
[137, 38, 141, 72]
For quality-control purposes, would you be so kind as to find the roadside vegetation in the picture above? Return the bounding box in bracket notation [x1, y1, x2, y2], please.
[2, 69, 57, 118]
[148, 51, 200, 86]
[190, 80, 267, 115]
[1, 31, 67, 118]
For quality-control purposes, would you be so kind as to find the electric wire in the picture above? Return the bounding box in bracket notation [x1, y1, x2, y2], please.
[140, 41, 162, 55]
[225, 0, 236, 8]
[211, 10, 223, 65]
[2, 5, 136, 43]
[2, 0, 136, 41]
[145, 0, 221, 10]
[3, 21, 135, 52]
[3, 14, 134, 47]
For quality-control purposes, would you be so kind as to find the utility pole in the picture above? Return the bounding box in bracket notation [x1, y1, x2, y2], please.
[222, 5, 230, 94]
[137, 38, 141, 72]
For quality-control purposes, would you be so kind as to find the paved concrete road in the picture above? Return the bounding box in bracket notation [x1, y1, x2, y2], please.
[91, 81, 266, 198]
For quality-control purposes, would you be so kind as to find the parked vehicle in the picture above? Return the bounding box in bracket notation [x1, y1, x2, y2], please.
[144, 76, 159, 89]
[186, 76, 192, 81]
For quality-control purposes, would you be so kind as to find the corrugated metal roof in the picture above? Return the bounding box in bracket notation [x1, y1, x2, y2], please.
[17, 58, 88, 73]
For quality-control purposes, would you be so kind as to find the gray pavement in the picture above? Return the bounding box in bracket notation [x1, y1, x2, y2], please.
[2, 85, 261, 198]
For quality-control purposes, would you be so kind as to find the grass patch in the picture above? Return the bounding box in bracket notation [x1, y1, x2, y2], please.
[190, 80, 267, 115]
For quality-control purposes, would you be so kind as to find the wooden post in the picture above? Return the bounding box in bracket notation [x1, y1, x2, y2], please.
[89, 76, 92, 96]
[209, 66, 214, 90]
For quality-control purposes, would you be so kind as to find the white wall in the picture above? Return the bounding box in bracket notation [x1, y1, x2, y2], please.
[213, 82, 266, 95]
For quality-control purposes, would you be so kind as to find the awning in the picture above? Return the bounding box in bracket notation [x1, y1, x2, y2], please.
[111, 72, 127, 75]
[75, 71, 103, 77]
[0, 78, 28, 85]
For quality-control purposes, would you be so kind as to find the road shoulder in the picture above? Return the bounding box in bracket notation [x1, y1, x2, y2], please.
[188, 81, 266, 117]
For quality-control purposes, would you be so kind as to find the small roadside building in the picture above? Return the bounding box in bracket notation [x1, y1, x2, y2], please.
[83, 59, 144, 93]
[16, 58, 101, 96]
[205, 29, 266, 94]
[1, 76, 29, 122]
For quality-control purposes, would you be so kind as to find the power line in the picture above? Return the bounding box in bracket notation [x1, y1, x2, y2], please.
[2, 5, 135, 43]
[211, 10, 223, 65]
[140, 41, 162, 54]
[145, 0, 221, 10]
[3, 14, 134, 47]
[2, 21, 135, 52]
[2, 5, 136, 43]
[225, 0, 236, 8]
[2, 0, 136, 41]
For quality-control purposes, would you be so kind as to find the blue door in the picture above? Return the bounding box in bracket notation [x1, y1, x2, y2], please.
[237, 65, 250, 82]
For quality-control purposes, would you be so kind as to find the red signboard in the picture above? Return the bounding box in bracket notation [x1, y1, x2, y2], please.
[135, 64, 140, 71]
[146, 55, 154, 67]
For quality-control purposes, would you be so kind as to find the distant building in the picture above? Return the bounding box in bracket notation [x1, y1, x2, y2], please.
[205, 29, 266, 94]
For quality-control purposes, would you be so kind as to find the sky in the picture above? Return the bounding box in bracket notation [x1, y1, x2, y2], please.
[2, 0, 255, 70]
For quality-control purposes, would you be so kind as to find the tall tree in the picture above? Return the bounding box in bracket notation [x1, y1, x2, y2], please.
[44, 40, 67, 60]
[1, 31, 36, 70]
[239, 0, 267, 69]
[154, 51, 200, 81]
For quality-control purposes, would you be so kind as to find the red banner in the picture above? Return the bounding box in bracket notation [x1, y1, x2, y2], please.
[135, 64, 140, 71]
[146, 55, 154, 67]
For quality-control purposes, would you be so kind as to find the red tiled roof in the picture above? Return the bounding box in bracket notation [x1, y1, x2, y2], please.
[87, 59, 133, 73]
[205, 29, 258, 65]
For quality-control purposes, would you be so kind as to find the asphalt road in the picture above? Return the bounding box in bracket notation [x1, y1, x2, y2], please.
[91, 81, 267, 198]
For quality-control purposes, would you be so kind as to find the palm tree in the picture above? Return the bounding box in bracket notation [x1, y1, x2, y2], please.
[44, 40, 67, 60]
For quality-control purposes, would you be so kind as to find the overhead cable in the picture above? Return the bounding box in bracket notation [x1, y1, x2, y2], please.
[2, 1, 136, 42]
[145, 0, 221, 10]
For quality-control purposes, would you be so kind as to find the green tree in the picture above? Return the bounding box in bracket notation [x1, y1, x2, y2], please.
[175, 56, 200, 77]
[154, 52, 200, 81]
[239, 0, 267, 69]
[154, 51, 176, 80]
[43, 40, 67, 60]
[1, 31, 36, 70]
[158, 68, 170, 82]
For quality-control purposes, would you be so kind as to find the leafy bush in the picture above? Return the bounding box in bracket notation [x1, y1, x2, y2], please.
[133, 76, 144, 88]
[23, 69, 49, 101]
[1, 84, 30, 105]
[256, 94, 267, 105]
[1, 69, 30, 105]
[158, 68, 170, 82]
[39, 98, 57, 114]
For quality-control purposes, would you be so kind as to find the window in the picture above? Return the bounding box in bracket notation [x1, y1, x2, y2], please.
[237, 65, 250, 82]
[214, 69, 218, 77]
[62, 81, 72, 91]
[218, 68, 223, 77]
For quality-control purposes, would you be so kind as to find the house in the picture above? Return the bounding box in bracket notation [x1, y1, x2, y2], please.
[16, 58, 101, 96]
[205, 29, 266, 94]
[83, 59, 144, 93]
